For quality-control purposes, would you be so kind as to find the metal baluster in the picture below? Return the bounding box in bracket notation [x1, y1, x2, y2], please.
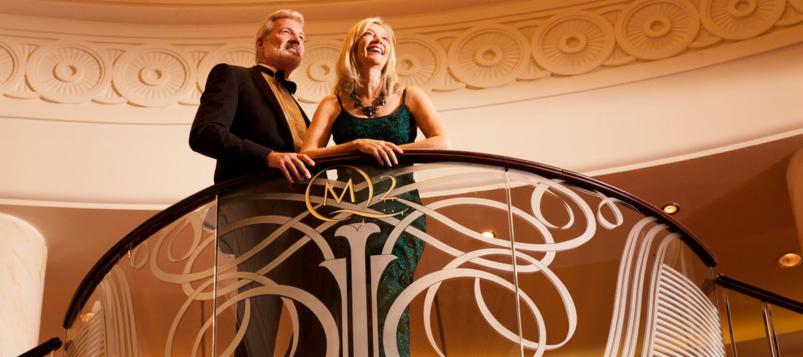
[761, 301, 780, 357]
[721, 287, 738, 357]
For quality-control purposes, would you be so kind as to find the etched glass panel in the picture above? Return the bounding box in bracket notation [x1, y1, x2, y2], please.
[724, 291, 773, 357]
[213, 162, 520, 356]
[214, 177, 316, 357]
[771, 304, 803, 356]
[63, 201, 218, 357]
[506, 169, 721, 356]
[60, 157, 726, 357]
[403, 163, 519, 356]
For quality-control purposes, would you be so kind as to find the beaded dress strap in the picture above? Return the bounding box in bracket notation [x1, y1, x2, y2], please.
[335, 93, 345, 110]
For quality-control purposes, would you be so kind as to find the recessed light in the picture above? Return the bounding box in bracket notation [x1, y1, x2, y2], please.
[778, 252, 802, 268]
[481, 230, 495, 238]
[79, 312, 95, 323]
[662, 203, 679, 215]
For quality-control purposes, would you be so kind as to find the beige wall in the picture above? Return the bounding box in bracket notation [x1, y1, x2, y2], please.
[2, 41, 802, 207]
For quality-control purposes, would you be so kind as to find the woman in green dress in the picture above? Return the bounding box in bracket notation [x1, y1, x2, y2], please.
[302, 17, 448, 163]
[301, 17, 449, 357]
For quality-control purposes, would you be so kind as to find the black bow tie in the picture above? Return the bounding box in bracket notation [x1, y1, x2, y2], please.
[257, 66, 298, 94]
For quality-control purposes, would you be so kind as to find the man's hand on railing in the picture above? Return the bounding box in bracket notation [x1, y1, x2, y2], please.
[266, 151, 315, 183]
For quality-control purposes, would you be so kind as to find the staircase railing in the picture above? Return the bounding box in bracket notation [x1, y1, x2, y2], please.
[715, 274, 803, 357]
[59, 150, 731, 356]
[18, 337, 61, 357]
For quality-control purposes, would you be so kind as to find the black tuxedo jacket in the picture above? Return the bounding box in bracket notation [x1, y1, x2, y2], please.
[189, 64, 310, 183]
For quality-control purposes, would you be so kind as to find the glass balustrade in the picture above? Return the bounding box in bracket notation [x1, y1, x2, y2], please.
[60, 152, 735, 357]
[717, 276, 803, 357]
[64, 201, 218, 357]
[772, 305, 803, 356]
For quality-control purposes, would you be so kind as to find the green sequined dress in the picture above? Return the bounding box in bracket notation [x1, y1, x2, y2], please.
[332, 90, 426, 357]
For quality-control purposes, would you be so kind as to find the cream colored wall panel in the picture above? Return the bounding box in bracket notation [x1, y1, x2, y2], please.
[0, 117, 213, 208]
[441, 42, 803, 174]
[3, 42, 803, 208]
[0, 98, 199, 125]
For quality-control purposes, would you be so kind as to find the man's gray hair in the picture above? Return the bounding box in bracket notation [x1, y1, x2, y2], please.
[256, 9, 305, 40]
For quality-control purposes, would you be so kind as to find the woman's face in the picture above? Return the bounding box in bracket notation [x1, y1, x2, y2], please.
[355, 23, 391, 69]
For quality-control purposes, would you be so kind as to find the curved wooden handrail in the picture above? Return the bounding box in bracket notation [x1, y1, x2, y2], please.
[716, 274, 803, 314]
[18, 337, 62, 357]
[63, 150, 717, 328]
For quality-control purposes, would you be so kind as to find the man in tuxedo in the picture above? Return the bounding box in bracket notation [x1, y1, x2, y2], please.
[189, 10, 335, 357]
[190, 9, 313, 184]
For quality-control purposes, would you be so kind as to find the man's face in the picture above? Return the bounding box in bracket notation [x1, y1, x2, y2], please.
[257, 18, 305, 72]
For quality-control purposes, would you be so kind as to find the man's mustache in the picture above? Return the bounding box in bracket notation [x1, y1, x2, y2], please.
[284, 42, 301, 51]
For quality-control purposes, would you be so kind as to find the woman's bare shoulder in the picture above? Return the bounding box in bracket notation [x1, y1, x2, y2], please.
[403, 86, 433, 106]
[405, 86, 431, 100]
[319, 93, 340, 105]
[314, 94, 343, 115]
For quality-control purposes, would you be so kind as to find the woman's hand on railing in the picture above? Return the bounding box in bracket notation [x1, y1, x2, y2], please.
[351, 138, 403, 167]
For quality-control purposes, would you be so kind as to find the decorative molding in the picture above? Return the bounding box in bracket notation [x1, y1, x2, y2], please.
[533, 11, 616, 75]
[448, 24, 532, 88]
[0, 0, 802, 112]
[27, 41, 111, 104]
[113, 45, 195, 107]
[2, 39, 39, 100]
[197, 45, 252, 90]
[0, 40, 23, 94]
[396, 34, 450, 91]
[699, 0, 786, 40]
[615, 0, 700, 60]
[296, 42, 340, 103]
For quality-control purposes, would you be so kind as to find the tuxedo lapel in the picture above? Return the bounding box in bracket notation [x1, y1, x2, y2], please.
[249, 66, 293, 131]
[249, 66, 309, 150]
[287, 90, 310, 126]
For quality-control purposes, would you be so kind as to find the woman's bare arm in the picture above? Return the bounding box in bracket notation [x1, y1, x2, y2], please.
[400, 86, 450, 150]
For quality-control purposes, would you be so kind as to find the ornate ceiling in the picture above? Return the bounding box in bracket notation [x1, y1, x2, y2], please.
[2, 0, 802, 111]
[0, 0, 538, 24]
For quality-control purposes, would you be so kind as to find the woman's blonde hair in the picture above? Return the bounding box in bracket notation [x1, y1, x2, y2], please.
[334, 17, 400, 96]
